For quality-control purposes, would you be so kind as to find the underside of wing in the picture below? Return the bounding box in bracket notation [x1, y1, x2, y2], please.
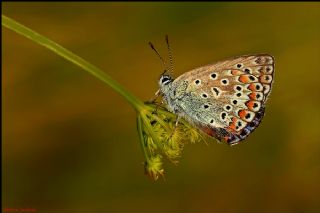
[174, 54, 275, 145]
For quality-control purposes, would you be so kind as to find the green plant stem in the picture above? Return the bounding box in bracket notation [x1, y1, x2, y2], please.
[2, 14, 144, 112]
[136, 115, 150, 161]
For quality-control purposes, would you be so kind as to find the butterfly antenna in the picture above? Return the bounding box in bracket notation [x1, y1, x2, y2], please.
[148, 41, 168, 75]
[165, 35, 174, 75]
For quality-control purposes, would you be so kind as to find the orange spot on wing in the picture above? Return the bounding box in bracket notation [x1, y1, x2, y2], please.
[248, 83, 256, 91]
[229, 123, 236, 131]
[228, 117, 237, 131]
[239, 75, 249, 83]
[249, 92, 256, 100]
[232, 70, 242, 75]
[246, 100, 257, 110]
[238, 110, 246, 119]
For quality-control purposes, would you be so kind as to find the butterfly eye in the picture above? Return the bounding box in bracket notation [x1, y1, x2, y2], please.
[161, 77, 168, 83]
[160, 75, 171, 85]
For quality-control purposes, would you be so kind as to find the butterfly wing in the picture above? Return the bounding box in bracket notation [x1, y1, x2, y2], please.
[172, 54, 275, 145]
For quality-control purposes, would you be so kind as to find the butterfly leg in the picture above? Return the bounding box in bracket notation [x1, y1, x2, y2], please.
[151, 100, 163, 115]
[146, 90, 161, 104]
[146, 90, 164, 114]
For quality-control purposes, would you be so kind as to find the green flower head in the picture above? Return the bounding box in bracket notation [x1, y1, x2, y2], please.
[137, 102, 205, 180]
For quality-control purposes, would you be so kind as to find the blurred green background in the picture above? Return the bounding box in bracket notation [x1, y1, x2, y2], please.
[2, 2, 320, 213]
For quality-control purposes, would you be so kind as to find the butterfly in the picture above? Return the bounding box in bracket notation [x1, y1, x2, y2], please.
[150, 36, 274, 145]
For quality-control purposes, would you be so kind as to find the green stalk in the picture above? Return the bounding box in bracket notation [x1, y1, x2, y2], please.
[136, 115, 150, 161]
[2, 15, 144, 112]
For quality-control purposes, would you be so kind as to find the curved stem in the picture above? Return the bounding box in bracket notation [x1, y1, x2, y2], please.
[2, 15, 144, 112]
[136, 115, 150, 161]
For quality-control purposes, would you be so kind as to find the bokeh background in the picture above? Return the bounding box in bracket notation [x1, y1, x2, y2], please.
[2, 2, 320, 213]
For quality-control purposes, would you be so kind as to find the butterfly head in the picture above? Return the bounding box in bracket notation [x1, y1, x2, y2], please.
[159, 74, 173, 88]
